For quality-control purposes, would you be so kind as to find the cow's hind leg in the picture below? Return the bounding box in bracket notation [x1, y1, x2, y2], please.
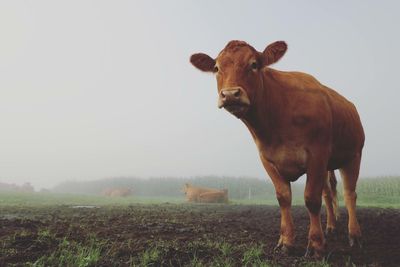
[339, 153, 362, 248]
[323, 171, 338, 238]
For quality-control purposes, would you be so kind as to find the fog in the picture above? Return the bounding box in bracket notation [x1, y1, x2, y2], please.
[1, 1, 399, 189]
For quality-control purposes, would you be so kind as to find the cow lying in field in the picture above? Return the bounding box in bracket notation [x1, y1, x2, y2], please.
[101, 187, 133, 197]
[190, 40, 364, 258]
[183, 183, 228, 203]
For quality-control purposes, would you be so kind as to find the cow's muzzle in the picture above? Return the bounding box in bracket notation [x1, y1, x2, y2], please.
[218, 87, 250, 118]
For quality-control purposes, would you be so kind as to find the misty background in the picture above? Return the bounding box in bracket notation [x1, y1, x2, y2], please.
[1, 1, 399, 190]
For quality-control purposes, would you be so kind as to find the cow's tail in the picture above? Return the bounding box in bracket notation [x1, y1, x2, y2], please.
[329, 170, 339, 220]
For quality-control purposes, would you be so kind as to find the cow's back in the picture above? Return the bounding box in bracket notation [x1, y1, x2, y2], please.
[185, 185, 228, 203]
[198, 191, 228, 203]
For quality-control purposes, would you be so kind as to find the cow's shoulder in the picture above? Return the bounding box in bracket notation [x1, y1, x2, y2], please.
[263, 68, 332, 121]
[264, 68, 324, 92]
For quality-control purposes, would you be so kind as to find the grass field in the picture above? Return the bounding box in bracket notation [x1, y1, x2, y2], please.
[2, 191, 399, 208]
[1, 177, 399, 266]
[1, 190, 399, 209]
[1, 177, 399, 208]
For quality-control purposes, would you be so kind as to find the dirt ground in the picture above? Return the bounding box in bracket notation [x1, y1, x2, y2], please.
[1, 204, 399, 266]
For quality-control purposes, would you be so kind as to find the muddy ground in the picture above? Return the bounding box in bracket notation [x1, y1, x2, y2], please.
[1, 204, 399, 266]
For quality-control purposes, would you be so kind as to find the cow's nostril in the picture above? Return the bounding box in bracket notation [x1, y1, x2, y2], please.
[220, 89, 242, 101]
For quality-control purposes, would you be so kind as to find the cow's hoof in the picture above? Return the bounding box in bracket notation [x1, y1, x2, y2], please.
[304, 245, 325, 259]
[349, 235, 362, 249]
[274, 243, 294, 255]
[325, 227, 337, 240]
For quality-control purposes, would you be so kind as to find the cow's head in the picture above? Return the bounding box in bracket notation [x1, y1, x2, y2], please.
[190, 40, 287, 118]
[181, 183, 190, 194]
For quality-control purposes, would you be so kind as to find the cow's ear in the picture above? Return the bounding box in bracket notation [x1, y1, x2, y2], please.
[262, 41, 287, 66]
[190, 53, 216, 72]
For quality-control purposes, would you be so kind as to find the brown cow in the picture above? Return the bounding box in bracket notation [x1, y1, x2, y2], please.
[101, 187, 133, 197]
[198, 189, 228, 203]
[183, 183, 228, 203]
[190, 40, 364, 257]
[0, 182, 34, 192]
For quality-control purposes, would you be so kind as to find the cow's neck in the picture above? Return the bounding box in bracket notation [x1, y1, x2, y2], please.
[241, 68, 282, 145]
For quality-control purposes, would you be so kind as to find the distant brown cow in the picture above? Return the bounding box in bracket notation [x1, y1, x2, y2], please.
[183, 183, 228, 203]
[190, 40, 364, 257]
[101, 187, 133, 197]
[0, 182, 34, 192]
[198, 189, 228, 203]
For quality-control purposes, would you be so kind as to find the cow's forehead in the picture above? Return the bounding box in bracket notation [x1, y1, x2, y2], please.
[217, 42, 258, 65]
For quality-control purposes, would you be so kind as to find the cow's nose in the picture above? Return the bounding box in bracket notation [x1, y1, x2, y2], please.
[218, 87, 248, 109]
[220, 88, 241, 100]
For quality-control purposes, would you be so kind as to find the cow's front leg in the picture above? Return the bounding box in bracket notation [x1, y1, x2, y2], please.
[304, 157, 327, 258]
[262, 161, 295, 253]
[275, 181, 295, 254]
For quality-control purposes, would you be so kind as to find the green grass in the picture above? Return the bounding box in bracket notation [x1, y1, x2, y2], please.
[1, 177, 399, 208]
[0, 192, 183, 207]
[134, 246, 164, 266]
[29, 237, 103, 267]
[128, 241, 279, 267]
[241, 244, 267, 266]
[0, 191, 399, 209]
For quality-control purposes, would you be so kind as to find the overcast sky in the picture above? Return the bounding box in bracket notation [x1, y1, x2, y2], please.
[1, 1, 399, 189]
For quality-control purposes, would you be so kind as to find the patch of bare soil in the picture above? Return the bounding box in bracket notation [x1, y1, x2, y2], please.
[0, 204, 399, 266]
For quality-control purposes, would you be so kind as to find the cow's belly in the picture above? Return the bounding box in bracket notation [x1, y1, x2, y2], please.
[260, 145, 307, 181]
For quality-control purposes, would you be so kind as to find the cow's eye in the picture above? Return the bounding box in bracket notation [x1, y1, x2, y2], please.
[251, 62, 258, 70]
[213, 66, 219, 73]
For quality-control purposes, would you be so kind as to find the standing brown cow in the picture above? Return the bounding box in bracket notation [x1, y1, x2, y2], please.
[190, 40, 364, 257]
